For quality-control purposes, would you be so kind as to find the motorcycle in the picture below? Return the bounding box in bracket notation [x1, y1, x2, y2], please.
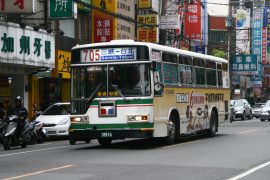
[25, 120, 47, 145]
[0, 116, 7, 144]
[2, 115, 29, 150]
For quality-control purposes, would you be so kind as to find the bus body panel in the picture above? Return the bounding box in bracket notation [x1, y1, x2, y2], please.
[153, 87, 230, 136]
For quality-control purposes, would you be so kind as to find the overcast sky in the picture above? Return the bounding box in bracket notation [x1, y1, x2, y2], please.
[207, 0, 229, 16]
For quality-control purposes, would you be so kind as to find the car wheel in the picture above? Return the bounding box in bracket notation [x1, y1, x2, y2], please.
[164, 116, 176, 145]
[260, 118, 265, 122]
[84, 139, 91, 144]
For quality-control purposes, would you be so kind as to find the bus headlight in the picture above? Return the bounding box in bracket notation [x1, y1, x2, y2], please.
[71, 116, 88, 123]
[128, 115, 149, 122]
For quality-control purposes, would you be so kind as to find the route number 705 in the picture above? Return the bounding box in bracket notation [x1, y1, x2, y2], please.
[81, 49, 100, 62]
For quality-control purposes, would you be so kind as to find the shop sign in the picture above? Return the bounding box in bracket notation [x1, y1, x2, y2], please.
[232, 55, 257, 75]
[0, 0, 37, 14]
[137, 27, 158, 43]
[93, 9, 114, 42]
[57, 50, 71, 79]
[0, 22, 55, 68]
[137, 14, 158, 26]
[160, 15, 180, 29]
[49, 0, 73, 18]
[138, 0, 159, 12]
[251, 8, 263, 87]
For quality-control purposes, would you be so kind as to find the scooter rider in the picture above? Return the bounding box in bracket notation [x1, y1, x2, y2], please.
[7, 96, 28, 138]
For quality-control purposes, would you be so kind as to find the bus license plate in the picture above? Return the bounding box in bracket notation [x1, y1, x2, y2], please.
[101, 132, 112, 138]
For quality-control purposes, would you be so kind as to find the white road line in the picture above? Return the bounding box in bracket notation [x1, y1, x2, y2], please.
[0, 145, 69, 157]
[162, 140, 200, 149]
[238, 129, 258, 134]
[228, 161, 270, 180]
[2, 164, 75, 180]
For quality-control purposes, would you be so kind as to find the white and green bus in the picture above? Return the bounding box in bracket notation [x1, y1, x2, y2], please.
[69, 40, 230, 146]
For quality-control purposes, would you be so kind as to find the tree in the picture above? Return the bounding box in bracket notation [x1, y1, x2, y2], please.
[211, 49, 226, 59]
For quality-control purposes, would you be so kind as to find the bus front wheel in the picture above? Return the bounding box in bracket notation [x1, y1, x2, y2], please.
[164, 116, 176, 145]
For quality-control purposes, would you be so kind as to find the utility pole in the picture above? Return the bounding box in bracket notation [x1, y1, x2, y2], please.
[227, 0, 233, 100]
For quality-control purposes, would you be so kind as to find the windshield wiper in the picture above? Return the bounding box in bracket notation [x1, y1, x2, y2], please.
[111, 84, 128, 101]
[87, 82, 103, 105]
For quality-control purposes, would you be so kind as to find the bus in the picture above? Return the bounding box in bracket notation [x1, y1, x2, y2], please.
[68, 40, 230, 146]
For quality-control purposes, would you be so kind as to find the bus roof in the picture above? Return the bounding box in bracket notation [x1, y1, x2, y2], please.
[72, 40, 228, 64]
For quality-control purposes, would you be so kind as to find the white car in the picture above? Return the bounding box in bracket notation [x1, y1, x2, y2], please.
[35, 102, 71, 137]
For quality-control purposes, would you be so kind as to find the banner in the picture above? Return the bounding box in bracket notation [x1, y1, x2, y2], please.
[251, 8, 263, 87]
[184, 0, 201, 39]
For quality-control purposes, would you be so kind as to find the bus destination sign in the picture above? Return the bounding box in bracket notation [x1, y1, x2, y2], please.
[81, 47, 137, 62]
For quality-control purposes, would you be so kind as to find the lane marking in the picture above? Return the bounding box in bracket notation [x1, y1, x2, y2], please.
[162, 140, 200, 149]
[0, 145, 69, 157]
[238, 129, 258, 134]
[36, 143, 52, 146]
[2, 164, 75, 180]
[228, 161, 270, 180]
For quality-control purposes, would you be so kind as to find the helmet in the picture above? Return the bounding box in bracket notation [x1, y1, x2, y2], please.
[15, 96, 23, 104]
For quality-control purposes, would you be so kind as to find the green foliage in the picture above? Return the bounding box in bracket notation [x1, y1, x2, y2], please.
[211, 49, 226, 59]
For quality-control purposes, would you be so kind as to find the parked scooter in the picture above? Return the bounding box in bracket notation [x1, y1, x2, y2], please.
[0, 116, 7, 144]
[2, 115, 29, 150]
[25, 120, 47, 145]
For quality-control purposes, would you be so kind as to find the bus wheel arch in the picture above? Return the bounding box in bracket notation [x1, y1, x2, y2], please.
[165, 109, 180, 144]
[208, 107, 218, 137]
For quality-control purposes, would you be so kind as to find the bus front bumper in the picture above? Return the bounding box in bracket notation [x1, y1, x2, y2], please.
[69, 129, 153, 140]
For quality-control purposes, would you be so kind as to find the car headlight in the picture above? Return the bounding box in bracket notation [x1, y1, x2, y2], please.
[58, 118, 69, 125]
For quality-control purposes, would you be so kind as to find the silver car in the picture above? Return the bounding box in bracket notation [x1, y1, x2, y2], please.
[251, 103, 265, 118]
[230, 99, 252, 120]
[260, 100, 270, 121]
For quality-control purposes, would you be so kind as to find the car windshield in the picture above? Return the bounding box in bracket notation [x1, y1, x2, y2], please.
[42, 104, 70, 115]
[231, 100, 243, 107]
[253, 103, 265, 108]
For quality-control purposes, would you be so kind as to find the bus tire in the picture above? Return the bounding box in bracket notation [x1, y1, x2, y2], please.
[208, 110, 217, 137]
[69, 138, 76, 145]
[98, 138, 112, 146]
[164, 116, 176, 145]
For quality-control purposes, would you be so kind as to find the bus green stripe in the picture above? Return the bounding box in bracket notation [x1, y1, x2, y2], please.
[91, 98, 153, 106]
[70, 123, 154, 130]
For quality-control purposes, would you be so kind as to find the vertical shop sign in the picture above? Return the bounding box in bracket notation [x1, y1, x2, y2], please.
[251, 8, 263, 87]
[49, 0, 73, 18]
[93, 10, 113, 42]
[262, 27, 267, 64]
[137, 14, 158, 43]
[265, 7, 270, 64]
[184, 0, 201, 39]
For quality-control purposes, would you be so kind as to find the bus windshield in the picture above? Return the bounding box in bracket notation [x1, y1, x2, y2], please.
[72, 63, 151, 100]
